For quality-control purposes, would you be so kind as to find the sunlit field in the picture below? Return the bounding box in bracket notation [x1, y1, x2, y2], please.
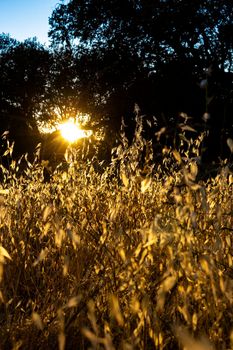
[0, 119, 232, 350]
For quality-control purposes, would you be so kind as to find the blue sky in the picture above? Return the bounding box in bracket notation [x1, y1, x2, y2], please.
[0, 0, 61, 45]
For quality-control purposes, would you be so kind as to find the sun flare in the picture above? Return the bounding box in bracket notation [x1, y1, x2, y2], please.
[59, 120, 92, 143]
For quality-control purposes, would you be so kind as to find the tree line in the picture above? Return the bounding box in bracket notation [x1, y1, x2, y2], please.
[0, 0, 232, 169]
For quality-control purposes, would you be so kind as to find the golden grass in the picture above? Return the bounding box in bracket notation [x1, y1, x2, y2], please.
[0, 122, 232, 349]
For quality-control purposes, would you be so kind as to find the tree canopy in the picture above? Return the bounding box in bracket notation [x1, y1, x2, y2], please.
[48, 0, 233, 130]
[49, 0, 232, 69]
[0, 35, 53, 157]
[0, 1, 232, 164]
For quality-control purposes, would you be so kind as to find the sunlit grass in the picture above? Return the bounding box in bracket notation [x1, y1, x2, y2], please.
[0, 118, 232, 349]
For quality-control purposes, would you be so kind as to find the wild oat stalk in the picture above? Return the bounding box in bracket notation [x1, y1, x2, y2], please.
[0, 120, 232, 349]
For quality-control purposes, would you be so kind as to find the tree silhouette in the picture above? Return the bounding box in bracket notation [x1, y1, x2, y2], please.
[1, 0, 232, 167]
[0, 35, 51, 158]
[49, 1, 232, 131]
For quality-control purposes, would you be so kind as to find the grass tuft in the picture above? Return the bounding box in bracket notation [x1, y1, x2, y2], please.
[0, 120, 232, 349]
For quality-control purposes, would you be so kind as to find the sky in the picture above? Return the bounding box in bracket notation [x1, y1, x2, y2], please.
[0, 0, 61, 45]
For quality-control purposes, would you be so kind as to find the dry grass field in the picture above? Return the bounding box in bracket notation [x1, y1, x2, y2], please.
[0, 123, 232, 349]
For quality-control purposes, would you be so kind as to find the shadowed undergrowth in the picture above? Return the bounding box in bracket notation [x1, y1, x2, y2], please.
[0, 121, 232, 350]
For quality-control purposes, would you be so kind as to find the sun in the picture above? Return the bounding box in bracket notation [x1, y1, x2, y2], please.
[59, 120, 92, 143]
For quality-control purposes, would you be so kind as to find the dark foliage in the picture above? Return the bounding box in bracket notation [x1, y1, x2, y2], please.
[0, 0, 233, 166]
[0, 35, 52, 159]
[48, 0, 233, 161]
